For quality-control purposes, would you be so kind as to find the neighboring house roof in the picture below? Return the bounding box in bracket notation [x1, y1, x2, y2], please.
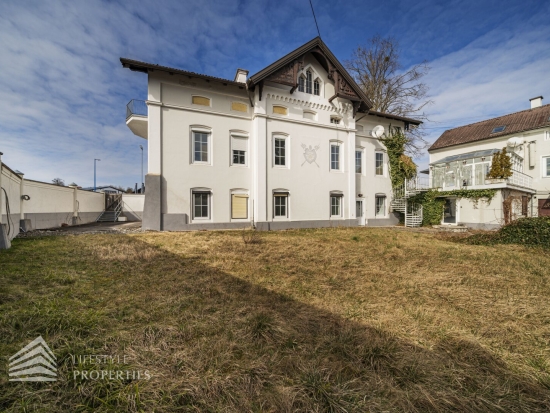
[429, 104, 550, 151]
[119, 58, 246, 88]
[82, 186, 123, 192]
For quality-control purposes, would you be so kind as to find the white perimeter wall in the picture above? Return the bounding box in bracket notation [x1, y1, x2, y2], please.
[1, 162, 105, 239]
[122, 194, 144, 221]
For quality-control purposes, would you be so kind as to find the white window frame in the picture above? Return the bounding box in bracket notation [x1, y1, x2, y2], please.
[298, 64, 322, 97]
[330, 141, 343, 172]
[273, 134, 289, 168]
[355, 148, 364, 175]
[330, 194, 343, 218]
[542, 155, 550, 178]
[191, 126, 212, 165]
[375, 151, 384, 176]
[273, 191, 289, 219]
[375, 195, 386, 217]
[191, 189, 212, 221]
[230, 131, 249, 167]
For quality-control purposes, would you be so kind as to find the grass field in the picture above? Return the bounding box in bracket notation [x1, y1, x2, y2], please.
[1, 227, 549, 412]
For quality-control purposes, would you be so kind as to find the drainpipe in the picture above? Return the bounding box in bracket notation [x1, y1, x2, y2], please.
[17, 171, 24, 221]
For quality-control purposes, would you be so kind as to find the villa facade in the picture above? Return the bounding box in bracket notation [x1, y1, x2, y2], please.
[121, 37, 420, 231]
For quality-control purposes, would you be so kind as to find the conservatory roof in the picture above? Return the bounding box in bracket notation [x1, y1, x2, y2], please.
[430, 149, 500, 165]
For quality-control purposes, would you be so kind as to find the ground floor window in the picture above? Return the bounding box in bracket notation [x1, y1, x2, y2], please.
[274, 194, 288, 217]
[192, 192, 210, 219]
[375, 196, 386, 217]
[331, 195, 342, 217]
[231, 194, 248, 219]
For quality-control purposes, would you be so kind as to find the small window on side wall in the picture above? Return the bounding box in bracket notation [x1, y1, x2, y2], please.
[330, 116, 341, 125]
[193, 131, 210, 163]
[330, 143, 341, 171]
[231, 134, 248, 166]
[231, 101, 248, 113]
[274, 137, 287, 166]
[375, 152, 384, 175]
[375, 196, 386, 217]
[330, 193, 343, 217]
[192, 96, 211, 106]
[273, 105, 288, 116]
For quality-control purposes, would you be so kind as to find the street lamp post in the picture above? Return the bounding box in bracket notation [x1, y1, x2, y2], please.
[139, 145, 143, 193]
[94, 158, 101, 191]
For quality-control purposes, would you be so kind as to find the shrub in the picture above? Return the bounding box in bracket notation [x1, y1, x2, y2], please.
[466, 217, 550, 247]
[487, 147, 513, 179]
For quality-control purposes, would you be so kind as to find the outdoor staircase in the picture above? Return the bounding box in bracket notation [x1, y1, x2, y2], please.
[96, 194, 123, 223]
[391, 176, 429, 228]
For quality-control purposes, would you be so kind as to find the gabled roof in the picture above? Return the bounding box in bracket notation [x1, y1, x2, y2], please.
[248, 37, 373, 110]
[429, 103, 550, 151]
[120, 58, 246, 88]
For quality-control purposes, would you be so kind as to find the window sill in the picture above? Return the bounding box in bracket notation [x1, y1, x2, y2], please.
[191, 162, 212, 166]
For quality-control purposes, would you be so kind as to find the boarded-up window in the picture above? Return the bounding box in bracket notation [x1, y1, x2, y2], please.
[273, 105, 288, 115]
[232, 194, 248, 219]
[231, 102, 248, 112]
[303, 111, 316, 120]
[192, 96, 210, 106]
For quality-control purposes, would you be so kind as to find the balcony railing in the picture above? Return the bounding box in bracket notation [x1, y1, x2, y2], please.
[507, 170, 533, 189]
[431, 168, 533, 190]
[126, 99, 147, 119]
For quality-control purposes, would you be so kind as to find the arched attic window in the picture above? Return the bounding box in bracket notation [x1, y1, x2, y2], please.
[306, 70, 312, 94]
[298, 75, 305, 92]
[314, 78, 320, 96]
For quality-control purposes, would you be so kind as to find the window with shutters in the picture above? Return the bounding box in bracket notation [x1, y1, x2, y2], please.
[231, 133, 248, 166]
[231, 194, 248, 219]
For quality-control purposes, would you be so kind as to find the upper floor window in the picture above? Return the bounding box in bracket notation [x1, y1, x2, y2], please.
[331, 143, 341, 171]
[231, 133, 248, 166]
[231, 101, 248, 113]
[298, 76, 305, 93]
[274, 137, 287, 166]
[273, 105, 288, 116]
[193, 131, 210, 163]
[355, 150, 363, 174]
[306, 70, 312, 94]
[544, 156, 550, 177]
[330, 117, 341, 125]
[314, 79, 320, 96]
[375, 152, 384, 175]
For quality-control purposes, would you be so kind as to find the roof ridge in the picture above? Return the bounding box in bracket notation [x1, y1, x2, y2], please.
[445, 103, 550, 131]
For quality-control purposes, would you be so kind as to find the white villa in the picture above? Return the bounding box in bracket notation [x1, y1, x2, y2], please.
[427, 96, 550, 229]
[121, 37, 421, 231]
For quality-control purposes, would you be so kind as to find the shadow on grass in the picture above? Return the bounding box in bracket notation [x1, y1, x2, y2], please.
[0, 233, 549, 412]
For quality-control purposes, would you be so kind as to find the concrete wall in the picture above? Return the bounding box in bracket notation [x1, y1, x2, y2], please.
[122, 194, 144, 221]
[0, 162, 105, 240]
[145, 54, 405, 231]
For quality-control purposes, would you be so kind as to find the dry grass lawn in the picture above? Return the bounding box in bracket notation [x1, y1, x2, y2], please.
[1, 227, 549, 412]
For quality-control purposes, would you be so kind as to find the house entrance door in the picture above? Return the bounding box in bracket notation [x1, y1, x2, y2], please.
[356, 200, 365, 226]
[443, 198, 457, 224]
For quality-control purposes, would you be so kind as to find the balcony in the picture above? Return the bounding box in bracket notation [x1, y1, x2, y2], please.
[126, 99, 148, 139]
[431, 169, 534, 192]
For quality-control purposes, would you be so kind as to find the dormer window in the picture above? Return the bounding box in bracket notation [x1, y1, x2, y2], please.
[298, 75, 305, 93]
[314, 79, 320, 96]
[306, 70, 312, 94]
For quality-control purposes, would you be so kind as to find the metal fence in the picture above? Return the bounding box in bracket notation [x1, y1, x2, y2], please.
[126, 99, 147, 119]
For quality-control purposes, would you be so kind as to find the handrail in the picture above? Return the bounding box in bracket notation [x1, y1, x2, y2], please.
[126, 99, 147, 120]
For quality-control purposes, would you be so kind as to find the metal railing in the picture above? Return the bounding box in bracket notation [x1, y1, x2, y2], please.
[126, 99, 147, 120]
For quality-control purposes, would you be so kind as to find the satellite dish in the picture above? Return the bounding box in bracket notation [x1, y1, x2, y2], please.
[371, 125, 385, 138]
[507, 137, 524, 147]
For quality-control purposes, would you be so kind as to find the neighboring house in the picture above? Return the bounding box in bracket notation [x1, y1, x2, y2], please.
[121, 37, 421, 231]
[428, 96, 550, 229]
[82, 186, 125, 194]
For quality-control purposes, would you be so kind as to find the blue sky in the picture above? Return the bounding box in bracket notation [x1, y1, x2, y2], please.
[1, 0, 549, 187]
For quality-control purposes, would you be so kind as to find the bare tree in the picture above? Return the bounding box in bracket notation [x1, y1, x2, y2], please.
[345, 35, 432, 155]
[52, 178, 65, 186]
